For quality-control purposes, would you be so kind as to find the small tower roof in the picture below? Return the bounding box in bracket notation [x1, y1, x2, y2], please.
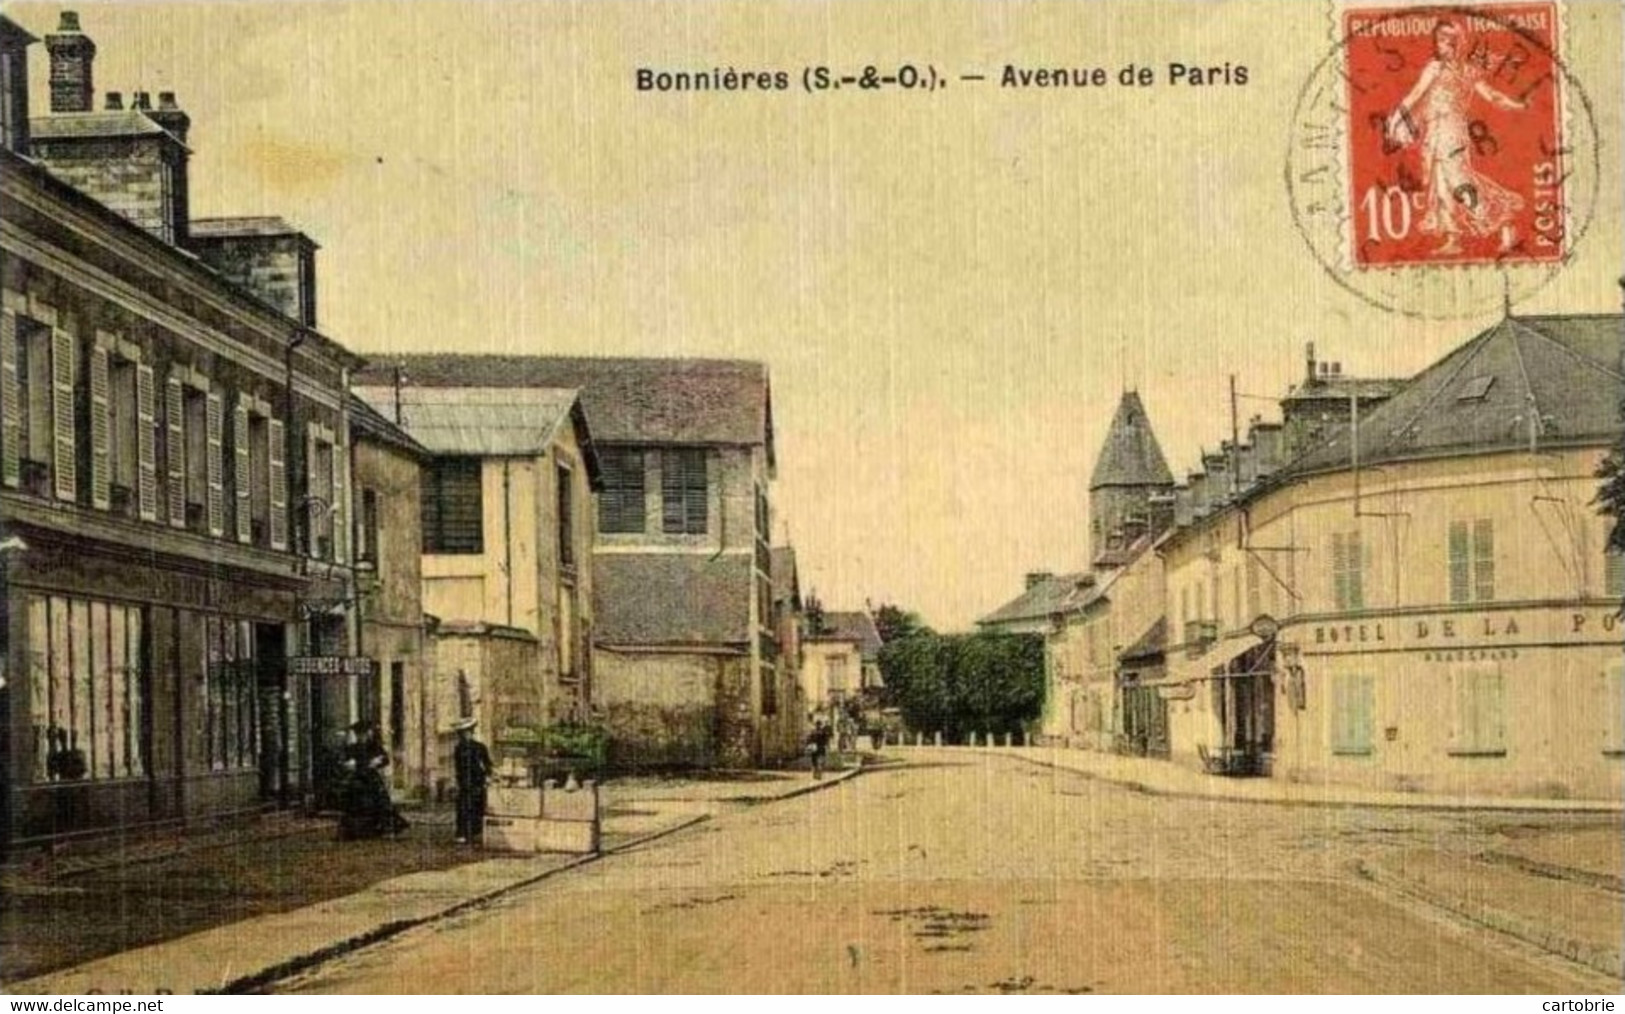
[1090, 391, 1174, 489]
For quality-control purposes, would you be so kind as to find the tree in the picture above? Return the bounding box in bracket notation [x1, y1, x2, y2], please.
[803, 591, 828, 636]
[878, 629, 1044, 742]
[872, 602, 928, 645]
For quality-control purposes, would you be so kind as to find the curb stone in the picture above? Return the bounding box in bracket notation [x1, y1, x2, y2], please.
[990, 748, 1625, 814]
[215, 765, 864, 994]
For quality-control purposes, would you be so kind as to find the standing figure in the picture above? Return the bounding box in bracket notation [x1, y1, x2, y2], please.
[339, 720, 409, 839]
[1383, 20, 1529, 255]
[452, 717, 493, 845]
[806, 719, 833, 780]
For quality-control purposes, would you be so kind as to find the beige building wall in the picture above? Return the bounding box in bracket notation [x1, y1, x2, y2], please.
[1162, 446, 1623, 799]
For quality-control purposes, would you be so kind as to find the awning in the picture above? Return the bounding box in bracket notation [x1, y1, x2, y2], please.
[1163, 634, 1271, 685]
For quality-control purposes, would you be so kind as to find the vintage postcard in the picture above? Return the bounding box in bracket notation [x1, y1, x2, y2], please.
[0, 0, 1620, 998]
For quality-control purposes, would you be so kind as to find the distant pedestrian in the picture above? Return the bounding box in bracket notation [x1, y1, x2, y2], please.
[452, 717, 494, 845]
[339, 720, 409, 840]
[807, 720, 833, 780]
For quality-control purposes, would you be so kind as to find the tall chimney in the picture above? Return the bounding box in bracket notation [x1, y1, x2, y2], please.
[1305, 341, 1317, 385]
[44, 11, 95, 113]
[149, 91, 191, 144]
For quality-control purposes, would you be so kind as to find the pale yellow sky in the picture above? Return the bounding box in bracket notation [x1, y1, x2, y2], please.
[15, 0, 1622, 629]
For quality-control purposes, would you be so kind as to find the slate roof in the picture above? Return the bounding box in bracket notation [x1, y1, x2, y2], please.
[31, 110, 173, 142]
[1090, 391, 1175, 489]
[1281, 375, 1404, 404]
[1120, 617, 1168, 663]
[977, 572, 1101, 627]
[190, 216, 311, 240]
[354, 385, 576, 452]
[811, 611, 884, 659]
[354, 356, 774, 465]
[1287, 315, 1623, 476]
[594, 553, 752, 647]
[347, 393, 428, 460]
[770, 546, 801, 609]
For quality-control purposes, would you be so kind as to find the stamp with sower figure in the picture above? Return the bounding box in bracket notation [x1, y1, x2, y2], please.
[1286, 1, 1598, 319]
[1346, 3, 1563, 267]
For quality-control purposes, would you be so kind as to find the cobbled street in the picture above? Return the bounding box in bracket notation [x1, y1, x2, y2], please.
[277, 753, 1623, 994]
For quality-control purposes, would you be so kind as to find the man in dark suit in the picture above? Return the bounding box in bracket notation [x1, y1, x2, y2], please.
[452, 718, 493, 845]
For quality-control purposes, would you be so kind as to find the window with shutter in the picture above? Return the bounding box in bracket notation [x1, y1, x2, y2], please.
[422, 457, 483, 554]
[1448, 664, 1506, 755]
[205, 392, 224, 536]
[268, 418, 287, 550]
[1606, 550, 1625, 599]
[108, 353, 138, 509]
[165, 375, 185, 528]
[1, 309, 19, 488]
[331, 433, 348, 563]
[557, 462, 575, 569]
[1330, 672, 1374, 755]
[135, 364, 157, 521]
[1604, 661, 1624, 756]
[51, 327, 76, 502]
[661, 448, 708, 535]
[89, 345, 110, 510]
[598, 447, 646, 534]
[1448, 519, 1494, 602]
[233, 399, 251, 543]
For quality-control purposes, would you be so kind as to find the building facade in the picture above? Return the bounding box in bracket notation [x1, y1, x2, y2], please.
[355, 356, 792, 769]
[0, 12, 373, 844]
[352, 383, 601, 784]
[1159, 316, 1624, 799]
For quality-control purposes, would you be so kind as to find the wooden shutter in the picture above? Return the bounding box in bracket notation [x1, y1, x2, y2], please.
[205, 391, 224, 537]
[306, 426, 320, 559]
[233, 399, 251, 543]
[165, 375, 185, 527]
[135, 364, 158, 521]
[1448, 521, 1470, 603]
[1605, 661, 1625, 754]
[51, 327, 76, 502]
[332, 430, 348, 564]
[268, 417, 287, 550]
[1, 309, 18, 488]
[1331, 533, 1347, 610]
[89, 344, 110, 510]
[1473, 519, 1495, 601]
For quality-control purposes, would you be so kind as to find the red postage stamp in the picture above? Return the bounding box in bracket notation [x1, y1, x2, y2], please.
[1341, 3, 1565, 268]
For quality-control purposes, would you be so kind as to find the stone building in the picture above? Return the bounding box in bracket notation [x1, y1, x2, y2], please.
[1160, 316, 1624, 799]
[355, 356, 792, 769]
[0, 12, 374, 844]
[801, 609, 883, 718]
[351, 383, 601, 785]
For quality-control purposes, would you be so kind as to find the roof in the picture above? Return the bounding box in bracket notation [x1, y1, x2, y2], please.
[353, 386, 600, 483]
[354, 356, 774, 464]
[1090, 391, 1175, 489]
[770, 546, 801, 609]
[1120, 617, 1167, 663]
[594, 553, 752, 646]
[0, 15, 38, 45]
[31, 110, 181, 146]
[1287, 315, 1623, 476]
[978, 572, 1101, 627]
[190, 216, 315, 243]
[347, 392, 428, 460]
[810, 611, 884, 659]
[1281, 375, 1405, 403]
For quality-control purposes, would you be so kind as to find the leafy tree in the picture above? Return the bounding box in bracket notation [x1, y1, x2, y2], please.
[872, 602, 929, 645]
[803, 591, 828, 636]
[878, 629, 1044, 742]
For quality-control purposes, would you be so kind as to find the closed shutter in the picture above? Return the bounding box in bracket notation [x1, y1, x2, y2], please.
[1, 309, 18, 488]
[307, 427, 319, 558]
[1331, 534, 1347, 610]
[332, 432, 348, 564]
[135, 365, 158, 521]
[1605, 661, 1625, 755]
[268, 418, 287, 550]
[205, 391, 224, 537]
[1448, 521, 1470, 602]
[233, 399, 251, 543]
[89, 345, 110, 510]
[51, 327, 76, 502]
[165, 375, 185, 528]
[1472, 519, 1495, 601]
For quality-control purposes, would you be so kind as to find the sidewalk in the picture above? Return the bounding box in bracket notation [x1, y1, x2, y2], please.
[949, 745, 1625, 813]
[1, 765, 863, 995]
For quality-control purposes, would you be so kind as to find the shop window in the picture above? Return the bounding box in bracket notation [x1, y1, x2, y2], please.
[422, 457, 483, 554]
[1330, 673, 1374, 756]
[661, 448, 709, 535]
[26, 594, 147, 782]
[1448, 664, 1506, 756]
[1331, 531, 1364, 611]
[203, 616, 259, 772]
[1448, 519, 1495, 603]
[598, 447, 646, 534]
